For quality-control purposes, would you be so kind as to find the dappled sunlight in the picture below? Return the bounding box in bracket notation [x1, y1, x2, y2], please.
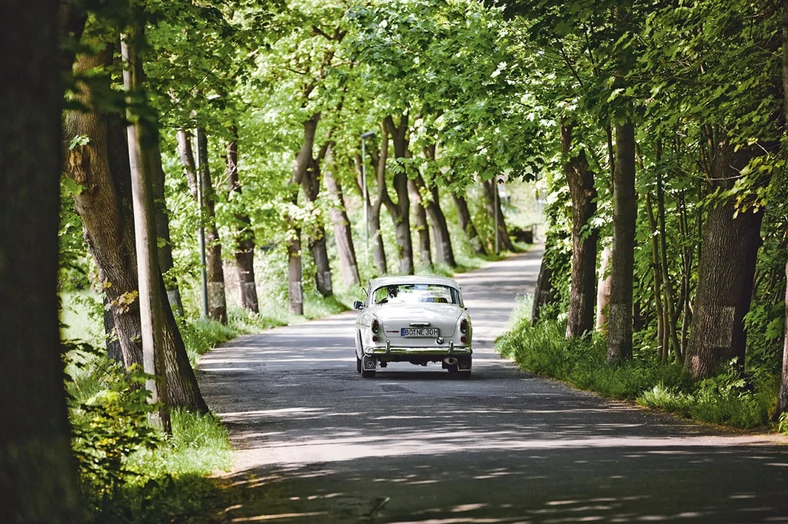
[199, 249, 788, 523]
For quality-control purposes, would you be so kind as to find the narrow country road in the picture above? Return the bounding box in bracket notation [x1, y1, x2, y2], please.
[198, 248, 788, 523]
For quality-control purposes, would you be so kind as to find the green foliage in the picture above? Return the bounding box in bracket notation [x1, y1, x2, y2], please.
[64, 342, 233, 522]
[497, 315, 774, 429]
[66, 346, 162, 496]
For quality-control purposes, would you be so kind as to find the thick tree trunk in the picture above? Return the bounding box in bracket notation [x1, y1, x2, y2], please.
[686, 201, 763, 378]
[686, 141, 764, 379]
[453, 191, 487, 256]
[366, 135, 390, 275]
[562, 122, 598, 338]
[196, 128, 228, 323]
[425, 184, 456, 267]
[0, 3, 84, 520]
[483, 179, 515, 252]
[409, 179, 433, 269]
[65, 48, 207, 412]
[384, 115, 415, 275]
[418, 145, 456, 267]
[294, 115, 333, 296]
[325, 148, 360, 287]
[226, 126, 259, 313]
[606, 121, 637, 362]
[150, 127, 183, 316]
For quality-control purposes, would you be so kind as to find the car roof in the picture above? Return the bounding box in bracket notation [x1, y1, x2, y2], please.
[368, 275, 461, 290]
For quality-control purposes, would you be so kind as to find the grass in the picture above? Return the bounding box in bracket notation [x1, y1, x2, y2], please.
[496, 300, 777, 431]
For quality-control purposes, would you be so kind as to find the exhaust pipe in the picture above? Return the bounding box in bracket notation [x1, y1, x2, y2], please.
[444, 357, 458, 366]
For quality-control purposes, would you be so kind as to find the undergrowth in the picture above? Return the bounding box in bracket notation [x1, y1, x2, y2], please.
[496, 300, 777, 431]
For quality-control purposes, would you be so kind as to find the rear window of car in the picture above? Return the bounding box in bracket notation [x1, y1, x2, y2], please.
[372, 284, 460, 306]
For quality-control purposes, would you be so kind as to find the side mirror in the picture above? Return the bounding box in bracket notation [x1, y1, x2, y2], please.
[353, 300, 365, 311]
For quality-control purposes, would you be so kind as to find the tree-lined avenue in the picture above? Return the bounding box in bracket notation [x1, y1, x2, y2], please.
[198, 249, 788, 522]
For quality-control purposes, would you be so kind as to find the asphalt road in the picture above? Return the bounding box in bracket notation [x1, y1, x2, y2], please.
[198, 248, 788, 523]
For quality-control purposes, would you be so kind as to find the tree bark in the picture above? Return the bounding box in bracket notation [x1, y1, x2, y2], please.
[686, 140, 765, 379]
[288, 225, 304, 315]
[562, 122, 598, 338]
[419, 145, 456, 267]
[365, 135, 390, 275]
[596, 245, 613, 332]
[65, 47, 207, 412]
[383, 114, 415, 275]
[409, 178, 433, 269]
[1, 2, 84, 520]
[606, 121, 637, 362]
[483, 178, 515, 252]
[532, 255, 554, 325]
[453, 190, 487, 256]
[226, 125, 259, 313]
[325, 147, 360, 287]
[196, 128, 228, 323]
[121, 28, 170, 430]
[779, 252, 788, 417]
[777, 0, 788, 418]
[293, 115, 333, 296]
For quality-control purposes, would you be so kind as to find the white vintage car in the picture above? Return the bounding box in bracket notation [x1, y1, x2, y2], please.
[353, 275, 472, 378]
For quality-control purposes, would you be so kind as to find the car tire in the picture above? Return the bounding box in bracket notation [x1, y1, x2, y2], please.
[458, 370, 471, 379]
[446, 364, 458, 374]
[361, 369, 376, 378]
[356, 355, 362, 373]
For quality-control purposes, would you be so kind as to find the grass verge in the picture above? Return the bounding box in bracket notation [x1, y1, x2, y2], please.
[496, 300, 777, 431]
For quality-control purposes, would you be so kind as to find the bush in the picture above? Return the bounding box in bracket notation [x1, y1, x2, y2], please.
[496, 318, 773, 429]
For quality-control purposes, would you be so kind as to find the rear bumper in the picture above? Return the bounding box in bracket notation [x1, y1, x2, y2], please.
[364, 340, 472, 359]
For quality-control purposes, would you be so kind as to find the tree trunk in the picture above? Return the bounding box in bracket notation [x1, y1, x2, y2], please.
[645, 194, 666, 359]
[65, 47, 207, 412]
[293, 115, 333, 296]
[776, 0, 788, 418]
[383, 115, 415, 275]
[453, 190, 487, 256]
[121, 28, 170, 430]
[1, 2, 84, 520]
[606, 121, 637, 362]
[226, 125, 259, 313]
[196, 128, 228, 323]
[288, 226, 304, 315]
[778, 253, 788, 417]
[596, 245, 613, 332]
[409, 179, 433, 269]
[366, 135, 390, 275]
[419, 144, 456, 267]
[562, 122, 598, 338]
[325, 147, 360, 287]
[483, 179, 515, 252]
[532, 254, 554, 325]
[150, 126, 183, 316]
[686, 140, 765, 379]
[425, 184, 456, 267]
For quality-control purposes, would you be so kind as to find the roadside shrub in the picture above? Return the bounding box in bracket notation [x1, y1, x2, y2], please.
[496, 318, 773, 429]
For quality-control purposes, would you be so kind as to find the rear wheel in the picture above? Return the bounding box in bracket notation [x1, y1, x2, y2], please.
[361, 369, 376, 378]
[356, 355, 362, 373]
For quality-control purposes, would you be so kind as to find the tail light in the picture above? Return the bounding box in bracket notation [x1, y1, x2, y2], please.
[460, 319, 468, 334]
[371, 319, 380, 333]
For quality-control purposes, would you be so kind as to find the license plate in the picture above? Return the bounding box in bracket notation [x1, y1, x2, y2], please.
[401, 327, 439, 337]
